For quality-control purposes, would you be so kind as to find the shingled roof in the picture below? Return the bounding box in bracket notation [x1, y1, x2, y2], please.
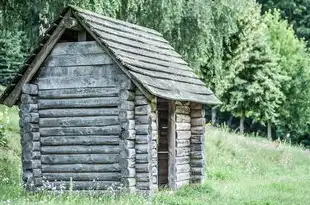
[0, 6, 220, 106]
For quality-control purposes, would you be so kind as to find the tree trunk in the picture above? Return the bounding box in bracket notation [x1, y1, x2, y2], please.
[211, 106, 217, 126]
[267, 120, 272, 140]
[240, 115, 245, 134]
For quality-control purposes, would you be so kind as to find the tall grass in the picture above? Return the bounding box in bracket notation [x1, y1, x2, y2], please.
[0, 106, 309, 205]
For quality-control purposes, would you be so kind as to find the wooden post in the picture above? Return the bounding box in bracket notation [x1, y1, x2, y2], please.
[240, 115, 245, 134]
[267, 120, 272, 140]
[168, 100, 176, 189]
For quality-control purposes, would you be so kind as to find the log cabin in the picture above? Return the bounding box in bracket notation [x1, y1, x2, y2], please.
[0, 5, 220, 193]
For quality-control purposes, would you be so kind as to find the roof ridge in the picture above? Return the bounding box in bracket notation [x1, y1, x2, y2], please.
[68, 4, 163, 38]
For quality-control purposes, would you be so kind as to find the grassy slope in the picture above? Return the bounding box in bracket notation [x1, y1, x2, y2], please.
[0, 105, 309, 205]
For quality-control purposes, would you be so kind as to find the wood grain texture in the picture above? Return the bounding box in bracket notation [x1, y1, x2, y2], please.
[39, 108, 119, 117]
[41, 154, 119, 164]
[39, 116, 119, 127]
[40, 135, 120, 146]
[41, 145, 119, 154]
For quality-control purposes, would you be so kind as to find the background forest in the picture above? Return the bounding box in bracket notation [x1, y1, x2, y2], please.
[1, 0, 310, 147]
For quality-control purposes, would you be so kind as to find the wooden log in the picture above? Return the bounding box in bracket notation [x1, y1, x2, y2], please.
[33, 168, 42, 178]
[136, 182, 151, 190]
[134, 115, 149, 125]
[43, 172, 121, 181]
[121, 168, 135, 178]
[190, 103, 203, 110]
[121, 178, 136, 187]
[39, 97, 119, 109]
[42, 163, 120, 173]
[119, 101, 135, 110]
[22, 132, 40, 142]
[44, 53, 113, 67]
[24, 123, 39, 132]
[45, 181, 121, 190]
[22, 113, 39, 123]
[190, 159, 204, 167]
[136, 154, 149, 163]
[191, 176, 203, 183]
[190, 151, 204, 159]
[191, 118, 206, 127]
[39, 108, 119, 118]
[191, 144, 203, 151]
[191, 109, 205, 118]
[176, 123, 191, 131]
[135, 135, 151, 144]
[135, 96, 148, 105]
[191, 135, 204, 144]
[120, 79, 134, 90]
[176, 139, 190, 148]
[176, 114, 191, 123]
[135, 124, 149, 135]
[40, 125, 121, 136]
[119, 110, 134, 121]
[38, 87, 119, 99]
[176, 131, 191, 140]
[32, 160, 41, 169]
[176, 147, 190, 157]
[50, 42, 104, 56]
[121, 130, 136, 140]
[40, 135, 119, 146]
[191, 127, 205, 135]
[176, 164, 190, 173]
[176, 172, 190, 181]
[120, 148, 135, 159]
[41, 154, 119, 164]
[135, 163, 149, 173]
[191, 167, 204, 175]
[136, 173, 150, 182]
[22, 84, 38, 95]
[175, 101, 190, 106]
[39, 116, 119, 127]
[176, 180, 189, 188]
[119, 158, 135, 168]
[175, 156, 190, 165]
[21, 94, 37, 104]
[135, 105, 151, 115]
[120, 120, 135, 130]
[41, 145, 119, 154]
[120, 139, 135, 149]
[119, 90, 135, 101]
[20, 104, 38, 113]
[135, 144, 149, 154]
[175, 105, 190, 114]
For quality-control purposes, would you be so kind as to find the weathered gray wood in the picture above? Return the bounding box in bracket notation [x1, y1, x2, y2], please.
[2, 10, 69, 106]
[42, 163, 119, 173]
[191, 118, 206, 127]
[176, 131, 191, 140]
[22, 113, 39, 123]
[175, 123, 191, 131]
[121, 130, 136, 140]
[50, 41, 104, 56]
[23, 123, 39, 132]
[120, 139, 135, 149]
[21, 94, 37, 104]
[119, 158, 135, 168]
[191, 167, 204, 175]
[135, 124, 149, 135]
[39, 108, 119, 117]
[175, 156, 190, 165]
[136, 173, 150, 182]
[176, 139, 190, 148]
[168, 100, 176, 189]
[63, 17, 82, 30]
[175, 105, 190, 114]
[44, 53, 113, 67]
[41, 145, 119, 154]
[41, 154, 119, 164]
[135, 182, 151, 190]
[37, 76, 119, 90]
[40, 136, 119, 146]
[190, 159, 204, 167]
[191, 109, 205, 118]
[22, 132, 40, 142]
[121, 168, 135, 178]
[43, 172, 121, 181]
[135, 163, 149, 173]
[135, 96, 148, 105]
[119, 111, 134, 120]
[40, 125, 121, 136]
[176, 180, 190, 188]
[176, 147, 190, 157]
[119, 90, 135, 100]
[39, 97, 119, 109]
[191, 151, 203, 159]
[45, 181, 121, 190]
[191, 144, 203, 151]
[78, 30, 87, 41]
[191, 127, 204, 135]
[120, 148, 135, 159]
[39, 116, 119, 127]
[135, 105, 151, 115]
[22, 84, 38, 95]
[134, 115, 149, 125]
[135, 144, 148, 154]
[176, 114, 191, 123]
[121, 178, 136, 187]
[190, 103, 203, 110]
[175, 164, 190, 173]
[136, 154, 149, 163]
[38, 87, 119, 99]
[175, 172, 190, 181]
[191, 135, 204, 144]
[21, 104, 38, 113]
[119, 101, 135, 110]
[135, 135, 150, 144]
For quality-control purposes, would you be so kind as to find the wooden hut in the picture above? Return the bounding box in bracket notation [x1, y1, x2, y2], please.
[0, 6, 220, 193]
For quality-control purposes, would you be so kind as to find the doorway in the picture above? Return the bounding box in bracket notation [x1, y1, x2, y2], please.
[157, 98, 169, 187]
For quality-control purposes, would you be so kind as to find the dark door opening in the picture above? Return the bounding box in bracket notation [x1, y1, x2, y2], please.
[157, 98, 169, 187]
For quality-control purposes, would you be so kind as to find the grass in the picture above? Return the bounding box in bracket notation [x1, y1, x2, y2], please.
[0, 105, 310, 205]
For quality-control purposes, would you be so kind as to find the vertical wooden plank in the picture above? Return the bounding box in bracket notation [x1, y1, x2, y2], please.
[168, 100, 176, 189]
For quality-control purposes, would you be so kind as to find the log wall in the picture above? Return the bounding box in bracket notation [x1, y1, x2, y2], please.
[20, 83, 42, 191]
[190, 103, 205, 183]
[34, 41, 127, 191]
[134, 88, 158, 193]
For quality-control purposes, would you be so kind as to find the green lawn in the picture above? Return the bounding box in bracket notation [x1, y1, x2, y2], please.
[0, 105, 309, 205]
